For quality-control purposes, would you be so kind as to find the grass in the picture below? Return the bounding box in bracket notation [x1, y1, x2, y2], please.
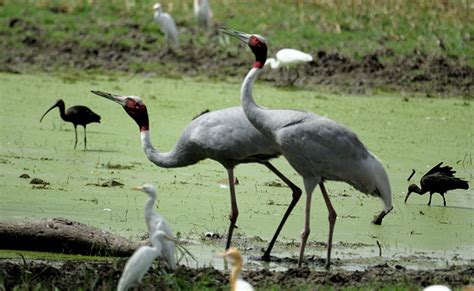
[1, 0, 473, 60]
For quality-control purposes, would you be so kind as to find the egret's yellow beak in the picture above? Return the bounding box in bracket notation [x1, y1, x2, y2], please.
[132, 186, 143, 191]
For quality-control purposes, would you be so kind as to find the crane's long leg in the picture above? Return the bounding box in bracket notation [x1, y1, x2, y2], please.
[225, 167, 239, 250]
[74, 125, 78, 150]
[261, 161, 302, 261]
[83, 126, 87, 150]
[298, 177, 319, 267]
[320, 183, 337, 270]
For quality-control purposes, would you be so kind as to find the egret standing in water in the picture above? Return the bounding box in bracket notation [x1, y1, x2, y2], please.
[117, 184, 177, 291]
[152, 3, 179, 47]
[134, 184, 177, 269]
[221, 28, 392, 269]
[40, 99, 101, 150]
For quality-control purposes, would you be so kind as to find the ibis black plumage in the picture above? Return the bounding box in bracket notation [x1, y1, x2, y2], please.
[40, 99, 101, 150]
[405, 162, 469, 206]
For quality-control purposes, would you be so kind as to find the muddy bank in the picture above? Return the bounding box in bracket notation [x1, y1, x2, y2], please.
[1, 258, 472, 290]
[2, 17, 473, 98]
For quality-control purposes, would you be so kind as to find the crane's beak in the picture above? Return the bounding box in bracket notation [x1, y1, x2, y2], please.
[40, 103, 58, 122]
[164, 235, 177, 242]
[404, 191, 412, 203]
[91, 90, 126, 106]
[219, 28, 251, 43]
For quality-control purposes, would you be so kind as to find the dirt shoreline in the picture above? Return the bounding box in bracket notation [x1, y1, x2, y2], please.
[1, 258, 472, 290]
[2, 17, 473, 98]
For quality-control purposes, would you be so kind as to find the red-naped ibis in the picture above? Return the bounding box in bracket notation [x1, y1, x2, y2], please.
[405, 162, 469, 206]
[221, 28, 392, 269]
[40, 99, 100, 150]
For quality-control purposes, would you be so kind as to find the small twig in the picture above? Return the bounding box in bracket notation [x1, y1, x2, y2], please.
[407, 169, 416, 181]
[376, 240, 382, 257]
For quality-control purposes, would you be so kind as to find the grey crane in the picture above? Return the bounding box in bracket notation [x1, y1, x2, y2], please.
[221, 28, 393, 269]
[90, 90, 302, 260]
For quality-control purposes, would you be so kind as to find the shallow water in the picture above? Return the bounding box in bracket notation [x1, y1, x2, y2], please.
[0, 73, 472, 270]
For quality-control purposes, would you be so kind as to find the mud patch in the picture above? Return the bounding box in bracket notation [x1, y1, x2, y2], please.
[1, 17, 472, 97]
[1, 258, 472, 290]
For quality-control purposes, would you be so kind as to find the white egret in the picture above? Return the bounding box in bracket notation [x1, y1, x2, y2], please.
[117, 230, 175, 291]
[194, 0, 212, 28]
[91, 90, 302, 261]
[152, 3, 179, 47]
[221, 28, 392, 269]
[265, 48, 313, 69]
[133, 184, 177, 270]
[219, 247, 254, 291]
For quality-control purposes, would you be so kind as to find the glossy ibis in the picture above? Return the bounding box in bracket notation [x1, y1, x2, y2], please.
[40, 99, 100, 150]
[221, 28, 392, 268]
[405, 162, 469, 206]
[90, 90, 302, 261]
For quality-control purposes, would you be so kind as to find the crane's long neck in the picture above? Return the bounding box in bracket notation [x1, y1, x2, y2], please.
[140, 130, 188, 168]
[240, 66, 275, 139]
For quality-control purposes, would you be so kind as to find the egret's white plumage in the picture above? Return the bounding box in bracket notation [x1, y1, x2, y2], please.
[219, 247, 254, 291]
[221, 28, 392, 269]
[265, 48, 313, 69]
[194, 0, 212, 28]
[153, 3, 179, 47]
[423, 285, 451, 291]
[91, 90, 302, 261]
[117, 230, 171, 291]
[135, 184, 177, 270]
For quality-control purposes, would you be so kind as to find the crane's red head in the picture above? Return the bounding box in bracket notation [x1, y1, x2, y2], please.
[91, 90, 149, 132]
[219, 28, 267, 68]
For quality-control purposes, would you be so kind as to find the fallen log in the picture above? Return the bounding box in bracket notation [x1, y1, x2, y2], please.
[0, 217, 141, 257]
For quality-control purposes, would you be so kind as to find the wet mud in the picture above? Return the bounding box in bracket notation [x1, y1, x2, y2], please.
[2, 17, 473, 98]
[1, 258, 472, 290]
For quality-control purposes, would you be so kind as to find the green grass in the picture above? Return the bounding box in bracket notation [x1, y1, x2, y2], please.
[1, 0, 473, 60]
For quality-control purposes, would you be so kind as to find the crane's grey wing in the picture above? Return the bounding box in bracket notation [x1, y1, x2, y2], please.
[276, 115, 370, 177]
[185, 107, 279, 162]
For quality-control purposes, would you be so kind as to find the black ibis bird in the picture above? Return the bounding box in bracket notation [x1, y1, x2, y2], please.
[40, 99, 101, 150]
[404, 162, 469, 206]
[90, 90, 302, 261]
[221, 28, 392, 269]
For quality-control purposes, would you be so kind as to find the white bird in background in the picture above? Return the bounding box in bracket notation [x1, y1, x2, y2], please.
[423, 285, 451, 291]
[264, 48, 313, 69]
[219, 247, 254, 291]
[221, 28, 392, 269]
[91, 90, 302, 262]
[133, 184, 177, 270]
[117, 230, 175, 291]
[152, 3, 179, 47]
[194, 0, 212, 28]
